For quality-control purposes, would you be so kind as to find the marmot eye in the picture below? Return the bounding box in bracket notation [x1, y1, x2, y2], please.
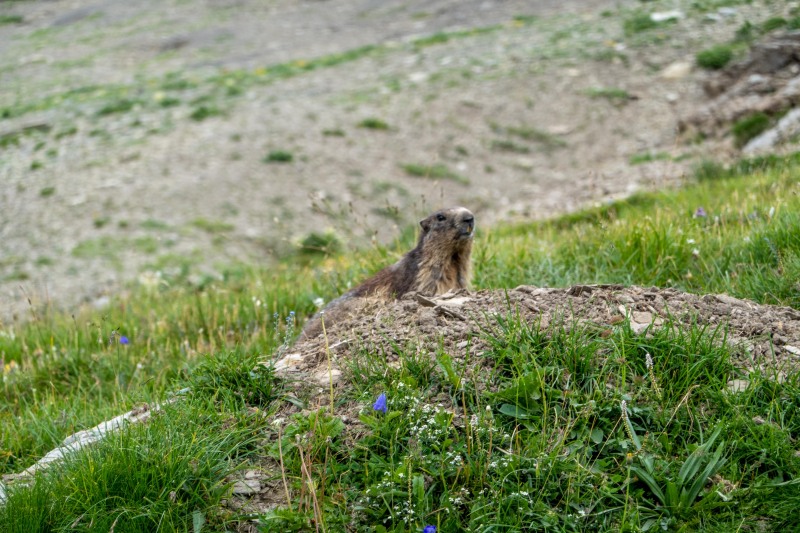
[436, 214, 446, 221]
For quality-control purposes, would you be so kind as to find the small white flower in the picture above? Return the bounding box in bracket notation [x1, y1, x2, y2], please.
[687, 238, 696, 244]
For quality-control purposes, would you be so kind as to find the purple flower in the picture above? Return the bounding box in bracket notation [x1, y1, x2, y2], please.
[119, 336, 129, 345]
[373, 393, 387, 414]
[423, 526, 436, 533]
[693, 207, 707, 218]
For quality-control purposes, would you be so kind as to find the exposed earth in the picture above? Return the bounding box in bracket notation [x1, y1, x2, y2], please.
[283, 285, 800, 392]
[0, 0, 795, 322]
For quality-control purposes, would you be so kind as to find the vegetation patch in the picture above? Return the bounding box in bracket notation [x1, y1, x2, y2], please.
[490, 123, 567, 150]
[357, 117, 390, 130]
[0, 15, 24, 25]
[696, 44, 734, 70]
[629, 151, 671, 165]
[191, 218, 235, 233]
[400, 163, 469, 184]
[96, 98, 139, 116]
[586, 87, 632, 101]
[732, 112, 772, 147]
[189, 105, 223, 121]
[299, 231, 341, 256]
[263, 150, 294, 163]
[622, 11, 679, 36]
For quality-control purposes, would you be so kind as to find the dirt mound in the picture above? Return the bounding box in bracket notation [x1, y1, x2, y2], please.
[680, 31, 800, 153]
[277, 285, 800, 388]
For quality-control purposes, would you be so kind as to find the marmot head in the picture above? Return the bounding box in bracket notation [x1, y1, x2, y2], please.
[419, 207, 475, 248]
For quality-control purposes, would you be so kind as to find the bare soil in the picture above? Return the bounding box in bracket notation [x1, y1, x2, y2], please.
[282, 285, 800, 390]
[0, 0, 790, 321]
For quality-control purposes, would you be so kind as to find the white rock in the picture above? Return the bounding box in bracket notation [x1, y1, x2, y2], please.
[661, 62, 692, 80]
[727, 379, 750, 393]
[744, 107, 800, 155]
[232, 478, 261, 495]
[651, 11, 684, 22]
[273, 353, 305, 371]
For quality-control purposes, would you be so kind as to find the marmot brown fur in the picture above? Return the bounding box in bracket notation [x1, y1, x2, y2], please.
[300, 206, 475, 339]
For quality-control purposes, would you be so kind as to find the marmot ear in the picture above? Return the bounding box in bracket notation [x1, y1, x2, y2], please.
[419, 216, 431, 232]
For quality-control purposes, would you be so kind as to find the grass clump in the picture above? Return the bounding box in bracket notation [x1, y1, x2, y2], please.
[490, 139, 530, 153]
[696, 44, 734, 70]
[96, 98, 138, 116]
[298, 231, 341, 256]
[357, 117, 390, 130]
[732, 112, 772, 147]
[189, 105, 222, 121]
[623, 12, 658, 34]
[622, 11, 677, 36]
[490, 123, 567, 150]
[191, 218, 235, 233]
[761, 17, 787, 32]
[263, 150, 294, 163]
[0, 15, 24, 25]
[401, 163, 469, 184]
[587, 87, 631, 101]
[629, 151, 671, 165]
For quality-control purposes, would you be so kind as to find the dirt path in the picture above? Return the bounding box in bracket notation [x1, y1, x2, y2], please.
[0, 0, 787, 321]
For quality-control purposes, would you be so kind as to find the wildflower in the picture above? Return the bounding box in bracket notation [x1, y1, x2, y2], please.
[423, 526, 436, 533]
[119, 336, 130, 345]
[3, 359, 19, 375]
[373, 393, 388, 414]
[693, 207, 707, 218]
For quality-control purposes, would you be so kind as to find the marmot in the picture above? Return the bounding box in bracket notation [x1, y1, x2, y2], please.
[301, 206, 475, 339]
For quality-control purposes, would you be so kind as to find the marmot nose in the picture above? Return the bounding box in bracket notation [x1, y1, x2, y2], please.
[462, 214, 475, 234]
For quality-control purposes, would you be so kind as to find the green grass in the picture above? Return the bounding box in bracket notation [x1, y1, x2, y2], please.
[490, 123, 567, 151]
[96, 98, 139, 116]
[357, 117, 390, 130]
[732, 112, 772, 147]
[263, 150, 294, 163]
[696, 44, 734, 70]
[587, 87, 631, 101]
[629, 151, 671, 165]
[400, 163, 470, 184]
[190, 218, 235, 233]
[0, 15, 24, 26]
[622, 11, 678, 36]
